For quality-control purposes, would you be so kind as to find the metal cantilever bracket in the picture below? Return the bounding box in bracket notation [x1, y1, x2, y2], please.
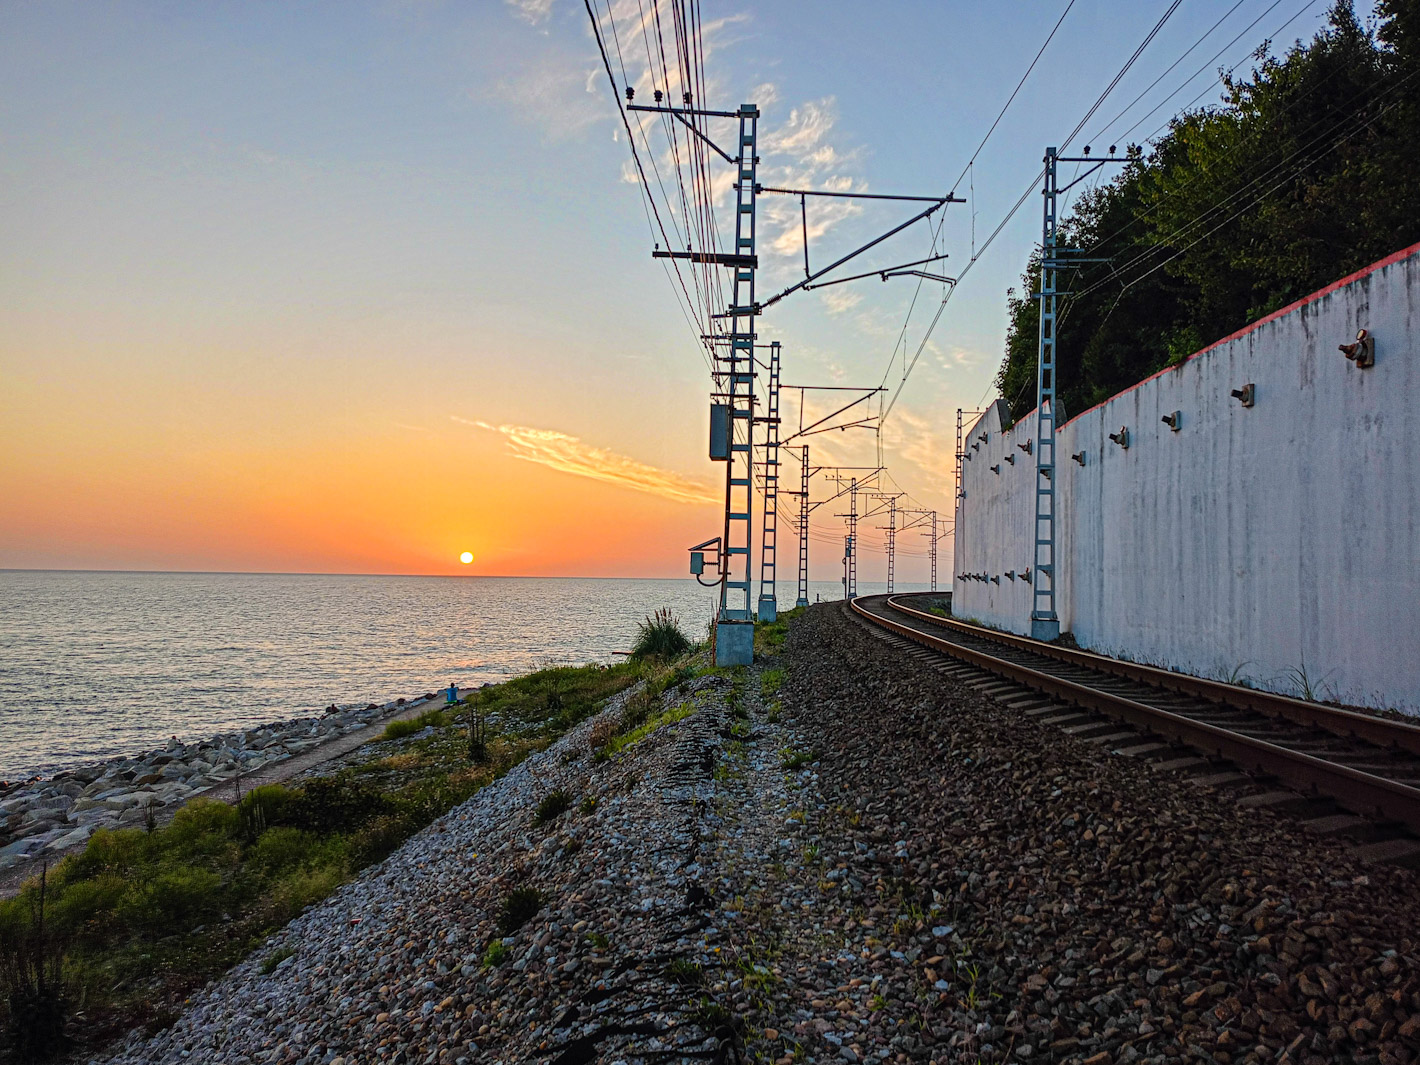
[688, 537, 723, 587]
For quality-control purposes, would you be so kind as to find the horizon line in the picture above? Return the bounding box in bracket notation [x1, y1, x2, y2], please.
[0, 567, 705, 581]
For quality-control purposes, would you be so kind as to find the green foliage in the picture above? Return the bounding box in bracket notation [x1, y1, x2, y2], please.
[754, 606, 803, 655]
[780, 748, 817, 770]
[760, 667, 786, 696]
[578, 796, 597, 815]
[283, 775, 391, 834]
[117, 867, 222, 933]
[594, 702, 695, 762]
[0, 867, 71, 1061]
[467, 661, 640, 736]
[498, 887, 544, 935]
[996, 3, 1420, 421]
[381, 717, 422, 741]
[482, 940, 510, 968]
[259, 947, 295, 975]
[237, 784, 293, 842]
[629, 607, 693, 662]
[533, 789, 572, 826]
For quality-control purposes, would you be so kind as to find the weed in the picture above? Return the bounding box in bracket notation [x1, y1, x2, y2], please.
[588, 716, 617, 755]
[498, 887, 544, 935]
[259, 946, 295, 975]
[534, 790, 572, 826]
[760, 667, 786, 696]
[1281, 657, 1335, 703]
[588, 932, 609, 950]
[594, 702, 695, 762]
[780, 748, 817, 770]
[870, 993, 887, 1011]
[689, 997, 732, 1029]
[667, 958, 704, 986]
[466, 706, 490, 763]
[578, 796, 597, 815]
[482, 940, 510, 968]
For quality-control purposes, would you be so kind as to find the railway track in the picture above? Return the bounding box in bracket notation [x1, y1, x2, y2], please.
[849, 592, 1420, 866]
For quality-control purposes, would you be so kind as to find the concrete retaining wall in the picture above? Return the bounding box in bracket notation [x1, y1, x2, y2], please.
[953, 242, 1420, 713]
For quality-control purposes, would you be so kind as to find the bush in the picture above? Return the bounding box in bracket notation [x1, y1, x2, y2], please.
[350, 813, 410, 865]
[283, 776, 391, 834]
[629, 608, 692, 662]
[0, 868, 70, 1061]
[267, 864, 345, 921]
[117, 867, 221, 933]
[248, 827, 315, 873]
[164, 798, 240, 858]
[498, 887, 544, 935]
[482, 940, 510, 968]
[533, 790, 571, 826]
[238, 785, 293, 842]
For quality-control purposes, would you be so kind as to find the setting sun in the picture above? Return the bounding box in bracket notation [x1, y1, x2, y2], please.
[459, 551, 473, 564]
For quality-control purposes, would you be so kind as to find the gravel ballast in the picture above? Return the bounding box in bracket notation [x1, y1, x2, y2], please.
[89, 605, 1420, 1064]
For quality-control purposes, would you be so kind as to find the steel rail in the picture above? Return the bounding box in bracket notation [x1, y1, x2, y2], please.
[883, 592, 1420, 758]
[849, 595, 1420, 831]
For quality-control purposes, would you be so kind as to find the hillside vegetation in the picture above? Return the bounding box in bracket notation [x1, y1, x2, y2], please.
[997, 0, 1420, 421]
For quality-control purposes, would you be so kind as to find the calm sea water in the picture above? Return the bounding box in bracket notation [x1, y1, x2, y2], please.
[0, 571, 913, 781]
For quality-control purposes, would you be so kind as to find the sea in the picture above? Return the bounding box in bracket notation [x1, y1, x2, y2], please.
[0, 570, 925, 782]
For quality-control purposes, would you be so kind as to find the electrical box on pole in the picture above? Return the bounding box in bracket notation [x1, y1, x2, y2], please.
[709, 403, 730, 461]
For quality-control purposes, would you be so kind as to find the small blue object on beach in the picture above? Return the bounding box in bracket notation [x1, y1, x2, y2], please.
[445, 682, 459, 705]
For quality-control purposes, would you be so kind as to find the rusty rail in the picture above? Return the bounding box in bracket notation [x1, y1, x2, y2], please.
[850, 594, 1420, 832]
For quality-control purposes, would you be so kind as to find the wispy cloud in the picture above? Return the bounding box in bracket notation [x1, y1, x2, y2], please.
[881, 407, 956, 486]
[506, 0, 555, 26]
[491, 55, 608, 140]
[456, 417, 718, 504]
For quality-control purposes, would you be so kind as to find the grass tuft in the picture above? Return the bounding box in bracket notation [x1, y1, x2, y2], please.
[629, 607, 692, 662]
[533, 789, 572, 826]
[499, 887, 545, 935]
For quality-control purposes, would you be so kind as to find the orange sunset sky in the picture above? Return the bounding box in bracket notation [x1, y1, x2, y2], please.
[6, 2, 1260, 579]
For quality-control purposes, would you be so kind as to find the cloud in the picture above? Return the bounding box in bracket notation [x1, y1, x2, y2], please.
[492, 55, 608, 140]
[506, 0, 555, 25]
[881, 407, 956, 486]
[456, 417, 718, 504]
[818, 288, 863, 316]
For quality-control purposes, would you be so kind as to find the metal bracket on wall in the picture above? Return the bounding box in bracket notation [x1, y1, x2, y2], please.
[1108, 425, 1131, 448]
[1340, 328, 1375, 368]
[1162, 411, 1181, 431]
[1072, 451, 1087, 465]
[1230, 383, 1255, 407]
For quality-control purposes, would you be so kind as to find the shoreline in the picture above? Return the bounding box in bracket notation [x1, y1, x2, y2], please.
[0, 690, 447, 897]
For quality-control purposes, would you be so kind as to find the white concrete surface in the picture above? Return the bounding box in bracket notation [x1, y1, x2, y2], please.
[953, 242, 1420, 713]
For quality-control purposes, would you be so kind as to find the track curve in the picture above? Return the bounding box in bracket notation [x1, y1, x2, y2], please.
[850, 592, 1420, 841]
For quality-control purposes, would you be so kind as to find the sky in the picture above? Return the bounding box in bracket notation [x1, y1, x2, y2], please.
[0, 0, 1368, 581]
